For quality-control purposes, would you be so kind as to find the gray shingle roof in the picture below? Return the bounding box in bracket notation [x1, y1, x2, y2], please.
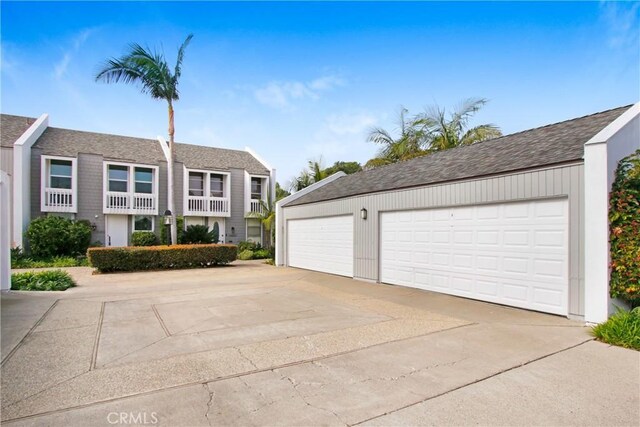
[0, 114, 269, 174]
[285, 105, 631, 207]
[1, 114, 37, 147]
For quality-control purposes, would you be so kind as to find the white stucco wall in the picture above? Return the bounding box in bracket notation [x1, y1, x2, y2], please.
[12, 114, 49, 248]
[0, 171, 11, 290]
[584, 103, 639, 323]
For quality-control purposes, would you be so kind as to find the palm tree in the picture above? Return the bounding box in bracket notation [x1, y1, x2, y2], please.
[415, 98, 502, 152]
[95, 34, 193, 245]
[289, 158, 328, 192]
[365, 107, 427, 169]
[249, 188, 275, 250]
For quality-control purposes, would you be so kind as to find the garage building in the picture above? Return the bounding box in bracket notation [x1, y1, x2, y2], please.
[276, 104, 640, 323]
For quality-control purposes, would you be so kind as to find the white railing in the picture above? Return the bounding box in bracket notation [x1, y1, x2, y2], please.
[250, 199, 264, 215]
[43, 188, 75, 212]
[104, 192, 157, 214]
[185, 196, 230, 216]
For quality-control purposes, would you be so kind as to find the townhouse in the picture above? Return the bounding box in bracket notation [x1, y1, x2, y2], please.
[0, 113, 275, 248]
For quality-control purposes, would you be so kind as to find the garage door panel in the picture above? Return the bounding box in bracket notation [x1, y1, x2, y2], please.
[380, 199, 568, 315]
[288, 216, 353, 277]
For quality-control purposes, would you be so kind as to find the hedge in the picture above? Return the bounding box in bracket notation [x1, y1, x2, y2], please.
[609, 149, 640, 305]
[131, 231, 159, 246]
[87, 244, 237, 273]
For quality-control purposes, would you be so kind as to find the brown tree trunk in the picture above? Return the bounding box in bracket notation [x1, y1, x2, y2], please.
[167, 102, 177, 245]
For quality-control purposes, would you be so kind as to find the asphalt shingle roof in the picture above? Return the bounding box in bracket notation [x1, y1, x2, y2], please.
[1, 114, 37, 147]
[285, 105, 631, 207]
[0, 114, 269, 174]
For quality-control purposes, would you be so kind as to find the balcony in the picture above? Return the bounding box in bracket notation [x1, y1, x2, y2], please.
[185, 196, 230, 217]
[104, 192, 157, 215]
[249, 199, 264, 215]
[42, 188, 75, 213]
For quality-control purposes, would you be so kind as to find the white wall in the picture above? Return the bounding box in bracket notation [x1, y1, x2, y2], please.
[0, 171, 11, 290]
[584, 104, 639, 323]
[12, 114, 48, 248]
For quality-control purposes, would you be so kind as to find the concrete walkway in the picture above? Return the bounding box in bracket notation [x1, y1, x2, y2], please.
[1, 262, 638, 426]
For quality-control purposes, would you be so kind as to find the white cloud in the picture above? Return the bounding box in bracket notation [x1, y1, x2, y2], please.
[53, 27, 98, 80]
[325, 111, 377, 135]
[599, 1, 640, 49]
[254, 74, 345, 110]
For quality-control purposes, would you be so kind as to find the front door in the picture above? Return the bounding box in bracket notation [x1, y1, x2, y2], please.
[105, 215, 129, 247]
[209, 218, 225, 243]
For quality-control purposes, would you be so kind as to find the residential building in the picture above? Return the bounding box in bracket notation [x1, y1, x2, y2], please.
[276, 104, 640, 324]
[0, 113, 275, 248]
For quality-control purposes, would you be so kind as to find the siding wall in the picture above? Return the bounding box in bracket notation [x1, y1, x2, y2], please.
[77, 153, 105, 243]
[1, 147, 14, 238]
[30, 147, 42, 222]
[282, 163, 586, 317]
[228, 168, 246, 243]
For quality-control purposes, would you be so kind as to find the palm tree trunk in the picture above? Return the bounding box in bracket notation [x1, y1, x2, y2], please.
[167, 102, 177, 245]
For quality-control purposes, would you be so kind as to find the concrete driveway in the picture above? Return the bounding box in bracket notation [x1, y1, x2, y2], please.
[1, 262, 638, 426]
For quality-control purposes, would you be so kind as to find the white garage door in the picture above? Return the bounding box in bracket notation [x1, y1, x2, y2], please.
[380, 199, 568, 315]
[288, 216, 354, 277]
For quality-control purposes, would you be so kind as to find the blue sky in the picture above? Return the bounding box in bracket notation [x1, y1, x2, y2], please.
[2, 1, 638, 185]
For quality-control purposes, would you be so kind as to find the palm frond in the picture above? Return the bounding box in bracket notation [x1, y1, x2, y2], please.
[173, 34, 194, 98]
[460, 124, 502, 145]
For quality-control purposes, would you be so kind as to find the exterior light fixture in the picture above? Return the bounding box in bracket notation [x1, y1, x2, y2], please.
[360, 208, 368, 220]
[163, 209, 173, 245]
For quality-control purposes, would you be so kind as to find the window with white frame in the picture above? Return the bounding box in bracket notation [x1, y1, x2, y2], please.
[135, 167, 153, 194]
[108, 165, 129, 192]
[189, 172, 204, 196]
[133, 215, 154, 231]
[247, 218, 261, 242]
[210, 174, 224, 198]
[48, 159, 73, 189]
[251, 177, 262, 200]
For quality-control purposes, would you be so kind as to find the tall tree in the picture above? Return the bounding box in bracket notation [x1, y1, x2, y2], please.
[290, 158, 328, 192]
[324, 161, 362, 176]
[249, 187, 275, 250]
[95, 34, 193, 245]
[415, 98, 502, 152]
[275, 182, 290, 201]
[365, 107, 427, 169]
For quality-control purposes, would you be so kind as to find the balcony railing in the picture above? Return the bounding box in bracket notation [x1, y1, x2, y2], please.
[185, 196, 230, 217]
[104, 192, 157, 214]
[250, 199, 264, 215]
[43, 188, 75, 213]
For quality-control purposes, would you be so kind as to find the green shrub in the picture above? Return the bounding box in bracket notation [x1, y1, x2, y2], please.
[183, 225, 215, 244]
[211, 222, 220, 244]
[12, 255, 88, 269]
[25, 216, 91, 259]
[11, 270, 76, 291]
[238, 249, 254, 260]
[592, 307, 640, 350]
[87, 244, 237, 273]
[160, 216, 185, 244]
[131, 231, 158, 246]
[253, 249, 271, 259]
[237, 241, 262, 253]
[609, 150, 640, 304]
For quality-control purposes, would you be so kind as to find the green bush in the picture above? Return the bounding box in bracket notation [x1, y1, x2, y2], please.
[160, 216, 185, 244]
[237, 241, 262, 253]
[609, 150, 640, 304]
[253, 249, 271, 259]
[592, 307, 640, 350]
[11, 270, 76, 291]
[25, 216, 91, 259]
[183, 225, 215, 244]
[238, 249, 254, 260]
[88, 244, 237, 273]
[131, 231, 158, 246]
[12, 256, 88, 269]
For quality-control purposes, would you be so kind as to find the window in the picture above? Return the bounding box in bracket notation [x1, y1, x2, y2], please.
[135, 168, 153, 194]
[49, 160, 72, 189]
[251, 178, 263, 200]
[108, 165, 128, 192]
[210, 174, 224, 198]
[247, 218, 261, 242]
[189, 172, 204, 196]
[133, 215, 154, 231]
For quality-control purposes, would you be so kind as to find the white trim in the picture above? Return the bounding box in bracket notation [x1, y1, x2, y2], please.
[132, 214, 155, 232]
[1, 171, 11, 290]
[40, 155, 78, 213]
[245, 147, 273, 171]
[275, 171, 346, 266]
[103, 161, 159, 215]
[183, 167, 231, 217]
[12, 114, 48, 247]
[584, 103, 640, 324]
[157, 136, 171, 161]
